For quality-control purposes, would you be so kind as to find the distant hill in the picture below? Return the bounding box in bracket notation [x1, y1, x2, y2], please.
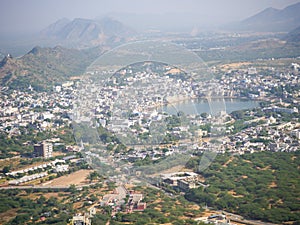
[39, 17, 136, 49]
[0, 45, 103, 91]
[242, 7, 280, 25]
[0, 17, 135, 57]
[284, 25, 300, 43]
[232, 2, 300, 32]
[40, 18, 71, 37]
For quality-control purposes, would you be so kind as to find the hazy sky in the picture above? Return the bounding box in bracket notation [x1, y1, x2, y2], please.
[1, 0, 300, 34]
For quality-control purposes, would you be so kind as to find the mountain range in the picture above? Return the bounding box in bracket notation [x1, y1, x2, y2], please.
[1, 2, 300, 57]
[0, 17, 136, 57]
[39, 3, 300, 50]
[235, 2, 300, 32]
[0, 17, 135, 90]
[1, 2, 300, 91]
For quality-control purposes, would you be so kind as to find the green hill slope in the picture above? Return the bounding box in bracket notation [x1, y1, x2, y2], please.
[0, 45, 103, 91]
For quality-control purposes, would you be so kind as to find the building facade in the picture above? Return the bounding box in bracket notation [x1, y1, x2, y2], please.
[34, 142, 53, 158]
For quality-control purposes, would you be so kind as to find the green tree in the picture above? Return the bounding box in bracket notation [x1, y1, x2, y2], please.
[87, 171, 99, 183]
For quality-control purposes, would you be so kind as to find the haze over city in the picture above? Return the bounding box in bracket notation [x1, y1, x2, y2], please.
[1, 0, 300, 34]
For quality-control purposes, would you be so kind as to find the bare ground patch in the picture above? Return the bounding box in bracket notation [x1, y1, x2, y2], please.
[0, 208, 18, 224]
[44, 169, 93, 186]
[223, 156, 234, 167]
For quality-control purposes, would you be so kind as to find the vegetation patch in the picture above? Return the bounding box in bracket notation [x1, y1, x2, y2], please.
[185, 151, 300, 224]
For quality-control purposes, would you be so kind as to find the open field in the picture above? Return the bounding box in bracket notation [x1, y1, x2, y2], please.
[43, 169, 92, 187]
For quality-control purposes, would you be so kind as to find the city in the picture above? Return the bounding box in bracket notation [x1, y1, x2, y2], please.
[0, 1, 300, 225]
[0, 54, 299, 224]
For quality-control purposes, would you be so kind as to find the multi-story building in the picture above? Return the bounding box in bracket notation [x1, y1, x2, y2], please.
[34, 141, 53, 158]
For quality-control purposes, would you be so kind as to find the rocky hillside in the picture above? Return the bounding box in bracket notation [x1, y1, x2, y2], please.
[39, 17, 136, 49]
[0, 45, 103, 91]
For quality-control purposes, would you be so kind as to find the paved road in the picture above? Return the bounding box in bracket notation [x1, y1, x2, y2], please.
[0, 183, 95, 190]
[219, 211, 277, 225]
[230, 217, 277, 225]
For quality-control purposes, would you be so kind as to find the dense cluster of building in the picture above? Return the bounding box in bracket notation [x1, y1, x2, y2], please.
[0, 61, 299, 182]
[225, 119, 300, 154]
[0, 81, 74, 137]
[220, 64, 300, 101]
